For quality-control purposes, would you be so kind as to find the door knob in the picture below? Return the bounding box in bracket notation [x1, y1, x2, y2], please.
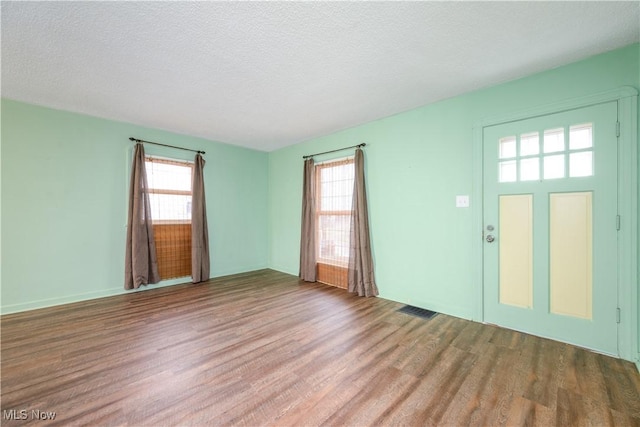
[486, 234, 495, 243]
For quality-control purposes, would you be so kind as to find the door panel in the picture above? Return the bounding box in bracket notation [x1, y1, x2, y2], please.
[483, 102, 618, 355]
[499, 194, 533, 308]
[549, 191, 593, 319]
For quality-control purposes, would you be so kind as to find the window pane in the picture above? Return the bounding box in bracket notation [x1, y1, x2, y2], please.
[520, 158, 539, 181]
[321, 194, 352, 211]
[499, 160, 517, 183]
[145, 161, 192, 191]
[499, 136, 516, 159]
[318, 214, 351, 265]
[320, 163, 354, 182]
[148, 194, 192, 221]
[520, 132, 539, 156]
[570, 151, 593, 177]
[544, 155, 565, 179]
[319, 163, 354, 212]
[570, 123, 593, 150]
[544, 128, 565, 153]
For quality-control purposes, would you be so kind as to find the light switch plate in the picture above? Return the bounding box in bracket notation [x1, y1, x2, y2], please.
[456, 195, 470, 208]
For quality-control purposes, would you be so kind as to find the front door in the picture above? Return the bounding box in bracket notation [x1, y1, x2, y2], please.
[483, 101, 619, 355]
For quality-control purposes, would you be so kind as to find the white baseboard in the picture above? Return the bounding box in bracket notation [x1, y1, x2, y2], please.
[1, 264, 269, 315]
[0, 277, 188, 315]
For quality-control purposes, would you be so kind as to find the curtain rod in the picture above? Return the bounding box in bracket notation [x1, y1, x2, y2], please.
[129, 137, 205, 155]
[302, 143, 366, 159]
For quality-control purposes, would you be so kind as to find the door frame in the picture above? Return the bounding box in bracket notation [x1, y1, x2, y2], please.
[472, 87, 638, 362]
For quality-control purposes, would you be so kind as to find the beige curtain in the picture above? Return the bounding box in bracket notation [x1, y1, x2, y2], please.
[348, 149, 379, 297]
[299, 158, 317, 282]
[191, 153, 210, 283]
[125, 143, 160, 289]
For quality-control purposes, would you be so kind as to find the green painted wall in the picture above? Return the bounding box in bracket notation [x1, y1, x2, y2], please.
[268, 44, 639, 332]
[1, 99, 269, 313]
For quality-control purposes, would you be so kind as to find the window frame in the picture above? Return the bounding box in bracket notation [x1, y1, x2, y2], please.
[144, 156, 194, 225]
[314, 157, 354, 268]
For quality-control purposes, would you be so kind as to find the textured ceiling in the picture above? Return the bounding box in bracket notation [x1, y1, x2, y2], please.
[2, 1, 639, 151]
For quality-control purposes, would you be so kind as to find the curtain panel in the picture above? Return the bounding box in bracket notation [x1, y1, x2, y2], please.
[299, 158, 317, 282]
[191, 153, 210, 283]
[125, 143, 160, 289]
[348, 149, 379, 297]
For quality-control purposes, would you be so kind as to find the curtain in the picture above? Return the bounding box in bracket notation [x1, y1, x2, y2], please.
[191, 153, 210, 283]
[299, 158, 317, 282]
[348, 149, 379, 297]
[125, 143, 160, 289]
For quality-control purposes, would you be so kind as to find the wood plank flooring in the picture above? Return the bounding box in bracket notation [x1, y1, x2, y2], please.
[2, 269, 639, 426]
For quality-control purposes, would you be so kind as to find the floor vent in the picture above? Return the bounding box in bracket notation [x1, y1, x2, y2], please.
[397, 305, 438, 320]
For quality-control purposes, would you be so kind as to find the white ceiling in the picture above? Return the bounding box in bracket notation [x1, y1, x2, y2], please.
[2, 1, 638, 152]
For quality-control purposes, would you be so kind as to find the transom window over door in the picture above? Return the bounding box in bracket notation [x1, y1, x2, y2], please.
[315, 158, 354, 288]
[145, 156, 193, 280]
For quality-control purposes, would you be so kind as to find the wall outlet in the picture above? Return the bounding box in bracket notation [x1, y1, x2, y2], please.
[456, 195, 470, 208]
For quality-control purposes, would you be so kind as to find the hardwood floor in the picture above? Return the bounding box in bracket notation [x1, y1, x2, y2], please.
[2, 269, 639, 426]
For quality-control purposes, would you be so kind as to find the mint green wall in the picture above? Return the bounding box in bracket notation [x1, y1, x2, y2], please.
[268, 44, 639, 326]
[1, 99, 268, 313]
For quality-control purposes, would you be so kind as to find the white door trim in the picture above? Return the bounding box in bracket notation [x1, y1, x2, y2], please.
[472, 87, 638, 362]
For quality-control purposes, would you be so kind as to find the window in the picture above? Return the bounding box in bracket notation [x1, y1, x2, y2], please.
[498, 123, 594, 183]
[145, 157, 193, 280]
[315, 158, 354, 288]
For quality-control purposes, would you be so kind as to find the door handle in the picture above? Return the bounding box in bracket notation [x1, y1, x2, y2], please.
[486, 234, 495, 243]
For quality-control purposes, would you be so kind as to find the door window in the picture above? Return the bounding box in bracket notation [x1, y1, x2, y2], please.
[497, 124, 594, 183]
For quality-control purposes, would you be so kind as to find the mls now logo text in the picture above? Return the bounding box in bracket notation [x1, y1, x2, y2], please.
[3, 409, 57, 421]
